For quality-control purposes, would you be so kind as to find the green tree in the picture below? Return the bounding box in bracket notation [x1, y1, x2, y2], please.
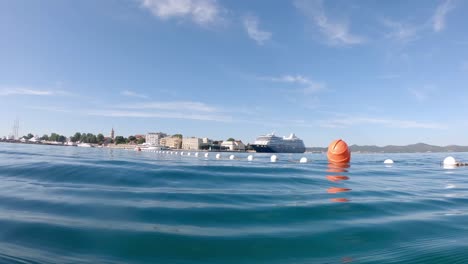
[172, 134, 182, 138]
[50, 133, 59, 142]
[26, 133, 34, 139]
[89, 134, 97, 144]
[80, 133, 88, 143]
[137, 137, 146, 144]
[114, 136, 126, 144]
[226, 138, 235, 141]
[40, 134, 49, 141]
[128, 136, 136, 142]
[58, 135, 67, 143]
[72, 132, 81, 142]
[97, 134, 104, 144]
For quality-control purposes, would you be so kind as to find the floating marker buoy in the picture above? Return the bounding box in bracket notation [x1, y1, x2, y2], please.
[180, 152, 184, 156]
[327, 139, 351, 164]
[216, 153, 221, 159]
[270, 155, 278, 163]
[384, 159, 394, 164]
[443, 156, 457, 166]
[187, 153, 191, 156]
[247, 155, 254, 161]
[229, 155, 235, 160]
[204, 153, 209, 158]
[195, 152, 199, 157]
[299, 157, 308, 163]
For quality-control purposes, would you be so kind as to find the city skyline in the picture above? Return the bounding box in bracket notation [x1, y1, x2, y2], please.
[1, 0, 468, 147]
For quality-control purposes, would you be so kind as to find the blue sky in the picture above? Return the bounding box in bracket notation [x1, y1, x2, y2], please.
[1, 0, 467, 146]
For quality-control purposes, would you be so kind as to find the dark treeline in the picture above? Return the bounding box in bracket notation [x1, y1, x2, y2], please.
[20, 132, 146, 145]
[70, 132, 106, 144]
[114, 136, 145, 145]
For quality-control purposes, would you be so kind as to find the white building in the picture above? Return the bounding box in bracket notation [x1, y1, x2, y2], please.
[221, 140, 246, 151]
[160, 136, 182, 149]
[146, 132, 167, 146]
[182, 137, 203, 150]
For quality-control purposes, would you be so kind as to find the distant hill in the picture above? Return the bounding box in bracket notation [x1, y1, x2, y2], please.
[306, 143, 468, 153]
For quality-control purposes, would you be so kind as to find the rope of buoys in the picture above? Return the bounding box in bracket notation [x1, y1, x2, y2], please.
[443, 156, 468, 168]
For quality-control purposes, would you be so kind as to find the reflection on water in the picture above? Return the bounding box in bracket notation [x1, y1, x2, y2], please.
[326, 163, 351, 202]
[2, 143, 468, 263]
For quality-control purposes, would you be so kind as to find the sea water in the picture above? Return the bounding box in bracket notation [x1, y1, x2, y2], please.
[0, 142, 468, 263]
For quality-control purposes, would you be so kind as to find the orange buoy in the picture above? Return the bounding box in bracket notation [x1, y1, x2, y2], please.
[327, 139, 351, 164]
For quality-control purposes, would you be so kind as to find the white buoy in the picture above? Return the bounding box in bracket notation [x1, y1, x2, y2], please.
[216, 153, 221, 159]
[247, 155, 254, 161]
[229, 155, 235, 160]
[188, 152, 191, 156]
[443, 156, 457, 166]
[204, 153, 209, 158]
[195, 152, 199, 157]
[180, 152, 184, 156]
[299, 157, 308, 163]
[384, 159, 394, 164]
[270, 155, 278, 163]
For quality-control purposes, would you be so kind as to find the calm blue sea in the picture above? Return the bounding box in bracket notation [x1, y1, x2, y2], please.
[0, 142, 468, 263]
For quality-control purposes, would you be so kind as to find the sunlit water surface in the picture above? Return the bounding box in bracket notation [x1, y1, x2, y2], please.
[1, 143, 468, 263]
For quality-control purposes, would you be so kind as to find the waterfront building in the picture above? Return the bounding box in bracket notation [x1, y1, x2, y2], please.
[146, 132, 167, 145]
[221, 140, 246, 151]
[182, 137, 203, 150]
[160, 136, 182, 149]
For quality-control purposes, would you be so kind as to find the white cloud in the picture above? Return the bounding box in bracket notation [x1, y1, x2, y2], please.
[140, 0, 221, 26]
[0, 87, 60, 96]
[409, 88, 427, 102]
[319, 116, 446, 129]
[32, 99, 231, 122]
[260, 74, 326, 94]
[243, 15, 272, 45]
[433, 0, 454, 32]
[294, 0, 365, 45]
[121, 101, 217, 112]
[87, 110, 230, 122]
[382, 19, 420, 42]
[408, 85, 437, 102]
[121, 90, 149, 99]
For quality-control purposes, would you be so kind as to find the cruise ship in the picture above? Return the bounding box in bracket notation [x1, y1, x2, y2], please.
[250, 133, 306, 153]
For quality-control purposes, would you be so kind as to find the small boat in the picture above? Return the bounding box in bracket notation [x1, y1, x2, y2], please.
[77, 143, 93, 148]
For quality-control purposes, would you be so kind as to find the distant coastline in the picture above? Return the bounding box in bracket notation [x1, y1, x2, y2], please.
[307, 143, 468, 153]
